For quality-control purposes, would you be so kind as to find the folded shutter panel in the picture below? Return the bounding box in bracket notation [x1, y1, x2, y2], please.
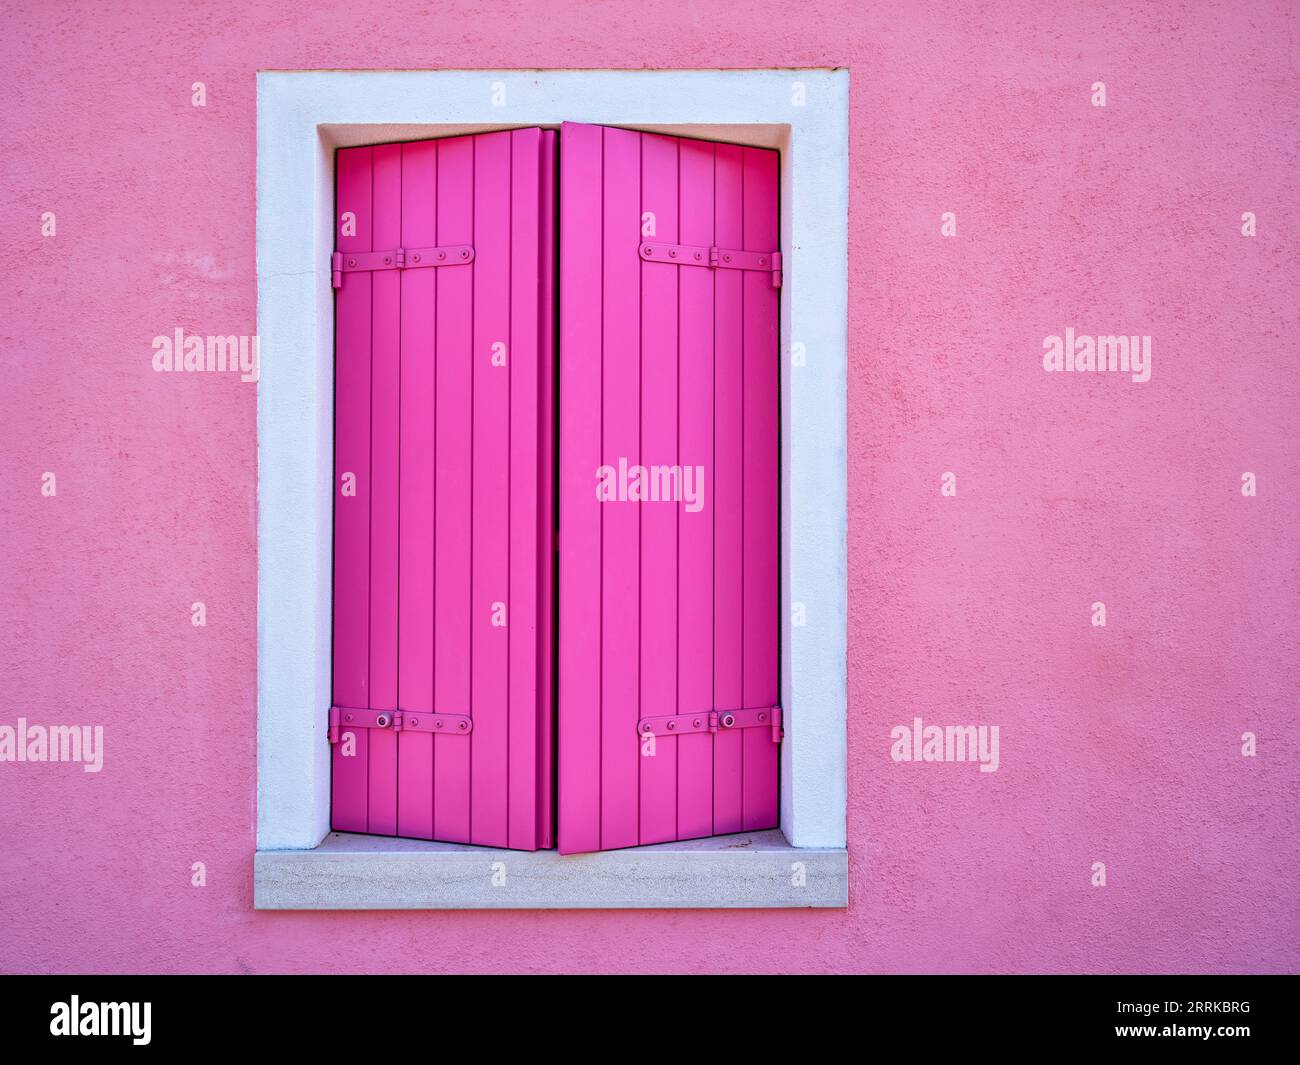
[558, 123, 781, 854]
[331, 129, 556, 850]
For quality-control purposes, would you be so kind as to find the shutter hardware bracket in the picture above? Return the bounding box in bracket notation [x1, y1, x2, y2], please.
[637, 706, 782, 743]
[638, 242, 782, 289]
[332, 244, 476, 289]
[328, 705, 473, 744]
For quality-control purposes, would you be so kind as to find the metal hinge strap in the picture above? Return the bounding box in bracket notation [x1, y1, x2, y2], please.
[331, 245, 476, 289]
[638, 242, 782, 289]
[637, 706, 782, 743]
[328, 705, 472, 743]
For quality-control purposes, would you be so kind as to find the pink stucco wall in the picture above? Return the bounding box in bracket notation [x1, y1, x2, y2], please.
[1, 0, 1296, 974]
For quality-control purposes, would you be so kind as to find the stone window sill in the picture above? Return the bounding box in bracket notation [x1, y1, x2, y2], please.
[254, 829, 848, 910]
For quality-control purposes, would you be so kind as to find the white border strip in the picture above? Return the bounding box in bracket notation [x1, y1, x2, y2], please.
[256, 69, 848, 852]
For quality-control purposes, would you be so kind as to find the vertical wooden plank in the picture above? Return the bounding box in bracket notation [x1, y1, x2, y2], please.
[741, 146, 780, 830]
[599, 126, 641, 850]
[470, 131, 512, 848]
[365, 143, 402, 836]
[712, 143, 745, 835]
[638, 133, 680, 845]
[433, 135, 475, 843]
[676, 137, 716, 841]
[332, 145, 373, 834]
[557, 122, 603, 854]
[397, 139, 437, 841]
[536, 129, 557, 850]
[508, 128, 541, 850]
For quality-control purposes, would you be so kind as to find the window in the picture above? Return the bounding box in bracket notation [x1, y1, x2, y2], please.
[256, 70, 847, 906]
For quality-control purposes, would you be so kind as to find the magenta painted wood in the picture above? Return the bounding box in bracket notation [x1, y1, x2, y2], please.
[368, 142, 401, 837]
[507, 128, 556, 850]
[638, 132, 680, 846]
[676, 136, 716, 842]
[396, 137, 437, 841]
[599, 125, 641, 851]
[331, 131, 555, 850]
[470, 130, 511, 846]
[558, 124, 782, 853]
[331, 145, 372, 835]
[532, 129, 557, 849]
[712, 142, 746, 836]
[740, 146, 781, 830]
[557, 122, 603, 855]
[432, 135, 474, 844]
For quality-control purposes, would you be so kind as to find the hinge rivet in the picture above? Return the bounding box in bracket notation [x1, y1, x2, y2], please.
[409, 717, 419, 725]
[758, 712, 767, 722]
[724, 254, 732, 262]
[694, 252, 702, 260]
[461, 250, 469, 259]
[645, 247, 653, 255]
[412, 255, 421, 263]
[438, 252, 446, 261]
[669, 249, 676, 258]
[759, 258, 766, 265]
[693, 719, 701, 728]
[347, 258, 356, 267]
[666, 721, 675, 730]
[383, 256, 391, 265]
[458, 721, 467, 730]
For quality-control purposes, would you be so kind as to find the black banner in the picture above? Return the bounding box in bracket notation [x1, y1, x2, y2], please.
[0, 975, 1291, 1053]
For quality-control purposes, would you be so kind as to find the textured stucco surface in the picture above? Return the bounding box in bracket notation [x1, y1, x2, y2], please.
[1, 0, 1297, 973]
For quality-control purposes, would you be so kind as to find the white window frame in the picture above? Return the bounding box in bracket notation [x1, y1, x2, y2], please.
[255, 69, 848, 909]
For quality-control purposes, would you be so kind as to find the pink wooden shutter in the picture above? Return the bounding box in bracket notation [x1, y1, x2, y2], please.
[557, 123, 781, 854]
[331, 129, 556, 850]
